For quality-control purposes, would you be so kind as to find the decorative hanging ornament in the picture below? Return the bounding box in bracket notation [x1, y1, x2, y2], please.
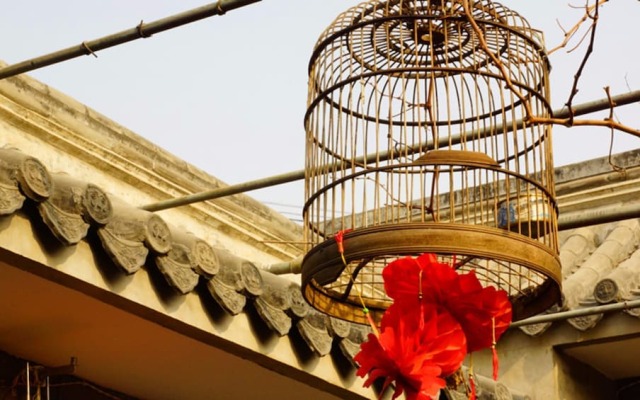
[383, 253, 512, 352]
[354, 306, 467, 399]
[355, 253, 512, 398]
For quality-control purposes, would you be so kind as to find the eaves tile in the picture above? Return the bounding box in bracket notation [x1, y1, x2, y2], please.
[0, 147, 362, 360]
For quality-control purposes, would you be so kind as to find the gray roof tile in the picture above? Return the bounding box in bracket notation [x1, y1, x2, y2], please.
[0, 147, 364, 361]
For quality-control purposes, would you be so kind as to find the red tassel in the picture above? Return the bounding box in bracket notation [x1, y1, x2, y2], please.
[468, 374, 476, 400]
[334, 229, 352, 256]
[492, 346, 499, 380]
[491, 317, 499, 380]
[468, 355, 477, 400]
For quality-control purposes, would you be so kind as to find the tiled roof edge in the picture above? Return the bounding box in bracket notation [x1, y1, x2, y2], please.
[0, 147, 368, 361]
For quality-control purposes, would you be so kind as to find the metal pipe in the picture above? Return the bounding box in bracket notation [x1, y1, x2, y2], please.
[262, 256, 303, 275]
[412, 89, 640, 156]
[142, 169, 303, 212]
[558, 202, 640, 231]
[142, 90, 640, 212]
[557, 89, 640, 118]
[510, 299, 640, 327]
[0, 0, 261, 80]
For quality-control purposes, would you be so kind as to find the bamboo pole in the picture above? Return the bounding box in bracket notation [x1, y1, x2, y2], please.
[0, 0, 261, 80]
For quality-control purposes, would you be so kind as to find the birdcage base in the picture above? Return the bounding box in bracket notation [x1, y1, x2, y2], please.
[301, 223, 561, 324]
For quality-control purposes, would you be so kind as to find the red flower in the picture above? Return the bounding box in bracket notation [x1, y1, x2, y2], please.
[355, 253, 512, 397]
[354, 306, 467, 400]
[382, 254, 512, 353]
[444, 271, 512, 352]
[383, 253, 457, 306]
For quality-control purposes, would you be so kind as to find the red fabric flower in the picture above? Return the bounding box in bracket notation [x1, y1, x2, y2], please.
[355, 253, 512, 397]
[383, 254, 457, 306]
[354, 306, 467, 400]
[382, 254, 512, 352]
[443, 271, 512, 352]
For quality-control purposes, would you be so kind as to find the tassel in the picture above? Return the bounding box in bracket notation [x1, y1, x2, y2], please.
[418, 270, 425, 330]
[468, 354, 476, 400]
[364, 307, 380, 337]
[491, 317, 499, 380]
[334, 229, 352, 267]
[468, 373, 476, 400]
[492, 346, 499, 381]
[334, 229, 352, 265]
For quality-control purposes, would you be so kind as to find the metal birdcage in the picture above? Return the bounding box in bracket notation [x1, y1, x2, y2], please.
[301, 0, 561, 324]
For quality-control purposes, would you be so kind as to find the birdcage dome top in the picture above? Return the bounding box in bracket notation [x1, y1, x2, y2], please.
[312, 0, 545, 61]
[306, 0, 551, 132]
[309, 0, 549, 96]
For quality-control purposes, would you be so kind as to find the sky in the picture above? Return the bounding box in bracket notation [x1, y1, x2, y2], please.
[1, 0, 638, 222]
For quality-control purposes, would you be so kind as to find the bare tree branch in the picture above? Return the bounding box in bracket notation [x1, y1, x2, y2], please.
[528, 115, 640, 138]
[604, 86, 626, 172]
[459, 0, 639, 140]
[548, 0, 609, 54]
[565, 0, 601, 124]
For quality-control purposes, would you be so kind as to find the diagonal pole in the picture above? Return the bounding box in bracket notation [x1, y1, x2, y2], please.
[0, 0, 261, 80]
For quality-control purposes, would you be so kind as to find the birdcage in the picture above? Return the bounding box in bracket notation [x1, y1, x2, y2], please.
[301, 0, 561, 325]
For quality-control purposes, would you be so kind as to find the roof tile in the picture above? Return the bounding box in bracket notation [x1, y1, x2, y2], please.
[563, 220, 640, 309]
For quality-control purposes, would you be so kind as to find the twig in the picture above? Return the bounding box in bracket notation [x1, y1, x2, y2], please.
[604, 86, 626, 172]
[467, 0, 638, 140]
[624, 74, 640, 112]
[528, 115, 640, 138]
[564, 0, 601, 125]
[548, 0, 608, 54]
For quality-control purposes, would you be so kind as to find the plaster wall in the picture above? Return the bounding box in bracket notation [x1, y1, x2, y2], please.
[469, 317, 640, 399]
[555, 354, 614, 400]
